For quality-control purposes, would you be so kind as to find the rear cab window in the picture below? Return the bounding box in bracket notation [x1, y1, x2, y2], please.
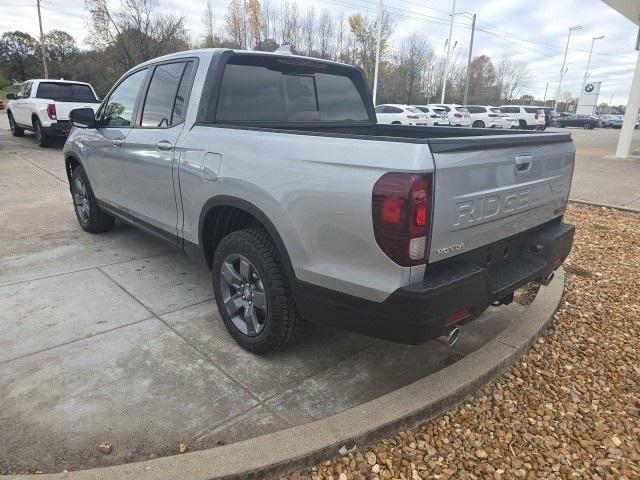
[215, 55, 371, 123]
[36, 82, 98, 102]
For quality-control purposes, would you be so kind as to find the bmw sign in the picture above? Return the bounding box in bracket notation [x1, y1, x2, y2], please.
[585, 83, 595, 93]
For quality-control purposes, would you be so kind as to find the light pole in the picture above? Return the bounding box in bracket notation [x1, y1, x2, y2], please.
[440, 0, 457, 104]
[583, 35, 605, 87]
[372, 0, 383, 105]
[554, 25, 582, 109]
[461, 12, 477, 106]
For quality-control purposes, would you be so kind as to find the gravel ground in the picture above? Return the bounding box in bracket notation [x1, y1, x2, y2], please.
[287, 203, 640, 480]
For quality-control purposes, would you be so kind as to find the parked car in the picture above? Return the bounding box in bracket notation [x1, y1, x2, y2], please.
[64, 48, 575, 353]
[499, 105, 546, 130]
[600, 114, 624, 128]
[375, 104, 428, 125]
[464, 105, 504, 128]
[556, 114, 600, 129]
[6, 79, 100, 147]
[488, 106, 518, 129]
[428, 104, 471, 127]
[410, 105, 450, 126]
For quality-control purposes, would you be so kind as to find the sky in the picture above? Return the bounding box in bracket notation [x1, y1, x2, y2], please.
[0, 0, 638, 104]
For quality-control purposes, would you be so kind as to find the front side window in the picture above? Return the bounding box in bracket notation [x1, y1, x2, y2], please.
[375, 106, 385, 113]
[141, 62, 186, 127]
[101, 69, 148, 127]
[215, 56, 370, 123]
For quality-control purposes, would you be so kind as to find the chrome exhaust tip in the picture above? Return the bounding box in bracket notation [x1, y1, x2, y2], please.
[446, 326, 460, 347]
[539, 271, 555, 286]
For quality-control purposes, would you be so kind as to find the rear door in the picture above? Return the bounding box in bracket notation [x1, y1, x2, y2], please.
[427, 135, 575, 262]
[121, 60, 197, 239]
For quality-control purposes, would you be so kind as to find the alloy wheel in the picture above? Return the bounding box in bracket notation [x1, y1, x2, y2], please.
[73, 176, 90, 224]
[219, 253, 268, 337]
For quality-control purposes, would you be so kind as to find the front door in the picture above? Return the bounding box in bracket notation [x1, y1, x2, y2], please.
[90, 68, 149, 207]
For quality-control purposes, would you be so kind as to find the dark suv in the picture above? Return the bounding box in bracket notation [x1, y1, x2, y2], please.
[557, 114, 600, 130]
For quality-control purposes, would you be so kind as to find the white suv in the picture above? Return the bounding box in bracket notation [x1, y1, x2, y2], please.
[428, 104, 471, 127]
[411, 105, 450, 126]
[464, 105, 504, 128]
[375, 104, 428, 126]
[499, 105, 545, 130]
[7, 79, 100, 147]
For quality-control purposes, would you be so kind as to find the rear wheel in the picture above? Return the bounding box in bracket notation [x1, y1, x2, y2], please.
[583, 123, 592, 130]
[70, 164, 115, 233]
[212, 228, 303, 354]
[518, 120, 527, 129]
[8, 112, 24, 137]
[33, 118, 51, 147]
[391, 121, 401, 125]
[472, 120, 485, 128]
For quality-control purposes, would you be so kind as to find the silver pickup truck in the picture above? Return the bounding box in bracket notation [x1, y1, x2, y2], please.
[64, 49, 575, 353]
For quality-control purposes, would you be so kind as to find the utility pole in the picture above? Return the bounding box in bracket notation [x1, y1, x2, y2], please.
[462, 13, 476, 105]
[583, 35, 604, 88]
[554, 25, 582, 108]
[440, 0, 456, 104]
[372, 0, 383, 105]
[36, 0, 48, 79]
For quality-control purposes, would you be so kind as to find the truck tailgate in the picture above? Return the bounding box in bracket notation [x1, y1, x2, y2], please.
[427, 133, 575, 263]
[53, 101, 100, 121]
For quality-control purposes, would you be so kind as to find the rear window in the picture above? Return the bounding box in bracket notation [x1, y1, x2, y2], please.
[455, 107, 469, 112]
[215, 56, 370, 123]
[36, 82, 98, 102]
[524, 107, 541, 114]
[414, 106, 429, 113]
[406, 107, 421, 113]
[490, 108, 502, 114]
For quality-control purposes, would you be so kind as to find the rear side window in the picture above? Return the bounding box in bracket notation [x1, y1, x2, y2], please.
[414, 106, 429, 113]
[215, 56, 370, 123]
[406, 107, 421, 113]
[466, 106, 485, 113]
[36, 82, 97, 102]
[500, 107, 519, 114]
[384, 106, 403, 113]
[524, 107, 540, 114]
[141, 62, 186, 127]
[490, 108, 502, 114]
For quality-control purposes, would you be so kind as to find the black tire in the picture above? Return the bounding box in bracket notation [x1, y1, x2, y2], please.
[212, 228, 303, 354]
[33, 118, 51, 147]
[70, 164, 115, 233]
[518, 120, 527, 130]
[8, 112, 24, 136]
[391, 121, 401, 125]
[583, 123, 592, 130]
[472, 120, 484, 128]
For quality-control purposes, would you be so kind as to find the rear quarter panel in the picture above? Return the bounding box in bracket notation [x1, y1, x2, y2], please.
[177, 126, 435, 301]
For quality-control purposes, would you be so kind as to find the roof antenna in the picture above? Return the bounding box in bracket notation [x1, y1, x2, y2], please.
[274, 45, 293, 55]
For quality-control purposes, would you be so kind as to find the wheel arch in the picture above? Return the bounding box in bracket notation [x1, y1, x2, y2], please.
[64, 154, 83, 186]
[197, 196, 296, 282]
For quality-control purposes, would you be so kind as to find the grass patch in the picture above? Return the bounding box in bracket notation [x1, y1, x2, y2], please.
[591, 223, 609, 232]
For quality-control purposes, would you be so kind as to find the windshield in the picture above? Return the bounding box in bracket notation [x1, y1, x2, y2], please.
[36, 82, 98, 102]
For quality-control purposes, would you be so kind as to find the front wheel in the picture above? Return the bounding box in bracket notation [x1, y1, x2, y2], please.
[8, 112, 24, 137]
[212, 228, 303, 354]
[472, 120, 485, 128]
[583, 123, 592, 130]
[70, 164, 115, 233]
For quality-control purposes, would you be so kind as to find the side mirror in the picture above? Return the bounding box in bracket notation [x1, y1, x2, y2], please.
[6, 93, 16, 100]
[70, 108, 96, 129]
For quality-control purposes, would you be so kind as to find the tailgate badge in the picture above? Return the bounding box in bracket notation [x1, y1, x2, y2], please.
[514, 154, 533, 174]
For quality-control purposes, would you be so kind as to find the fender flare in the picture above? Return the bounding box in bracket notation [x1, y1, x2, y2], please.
[197, 196, 297, 282]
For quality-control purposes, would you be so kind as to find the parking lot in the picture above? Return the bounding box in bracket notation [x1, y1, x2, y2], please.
[1, 114, 639, 474]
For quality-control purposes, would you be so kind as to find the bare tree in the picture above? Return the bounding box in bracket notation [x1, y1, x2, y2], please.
[225, 0, 248, 48]
[395, 33, 432, 104]
[261, 0, 277, 41]
[202, 0, 215, 47]
[86, 0, 188, 71]
[495, 52, 533, 103]
[301, 6, 315, 55]
[317, 9, 333, 59]
[280, 0, 300, 48]
[246, 0, 262, 48]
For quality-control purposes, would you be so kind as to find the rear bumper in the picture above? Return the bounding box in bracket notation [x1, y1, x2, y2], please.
[295, 220, 574, 344]
[43, 121, 72, 137]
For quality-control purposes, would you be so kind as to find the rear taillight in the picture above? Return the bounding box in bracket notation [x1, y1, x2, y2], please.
[372, 172, 433, 266]
[534, 111, 539, 120]
[454, 113, 462, 118]
[47, 104, 56, 120]
[406, 114, 419, 119]
[430, 114, 437, 118]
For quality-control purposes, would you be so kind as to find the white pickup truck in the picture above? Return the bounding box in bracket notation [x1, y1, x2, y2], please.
[7, 79, 100, 147]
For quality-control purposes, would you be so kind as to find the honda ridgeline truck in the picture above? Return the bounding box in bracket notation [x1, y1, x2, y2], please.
[63, 49, 575, 353]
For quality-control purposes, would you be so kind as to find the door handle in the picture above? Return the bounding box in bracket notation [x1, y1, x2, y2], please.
[112, 139, 124, 146]
[156, 140, 173, 151]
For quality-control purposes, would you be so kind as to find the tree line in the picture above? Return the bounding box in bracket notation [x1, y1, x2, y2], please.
[0, 0, 534, 106]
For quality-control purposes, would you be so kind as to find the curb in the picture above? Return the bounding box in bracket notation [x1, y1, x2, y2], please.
[569, 198, 640, 213]
[12, 269, 565, 480]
